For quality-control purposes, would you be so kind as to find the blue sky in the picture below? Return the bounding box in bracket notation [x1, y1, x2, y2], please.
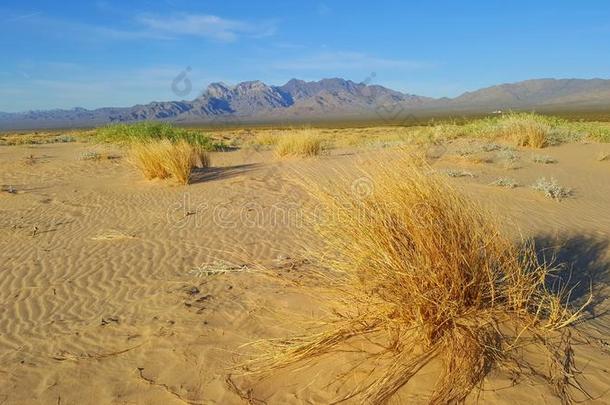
[1, 1, 609, 112]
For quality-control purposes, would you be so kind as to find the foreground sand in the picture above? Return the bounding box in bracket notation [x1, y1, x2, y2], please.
[1, 140, 609, 404]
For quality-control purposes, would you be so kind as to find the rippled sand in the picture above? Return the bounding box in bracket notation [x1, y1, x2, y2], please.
[1, 140, 609, 404]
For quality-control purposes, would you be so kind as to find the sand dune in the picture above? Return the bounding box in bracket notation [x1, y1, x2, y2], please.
[1, 140, 609, 404]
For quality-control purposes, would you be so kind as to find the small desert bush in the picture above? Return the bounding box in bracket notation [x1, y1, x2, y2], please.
[490, 177, 519, 188]
[598, 152, 610, 162]
[442, 168, 475, 178]
[274, 131, 326, 158]
[96, 122, 225, 151]
[452, 142, 508, 163]
[480, 142, 508, 152]
[128, 139, 209, 184]
[531, 177, 572, 200]
[79, 151, 121, 161]
[486, 113, 550, 147]
[465, 154, 493, 164]
[531, 154, 558, 164]
[495, 149, 522, 170]
[453, 145, 478, 156]
[247, 159, 586, 403]
[80, 151, 102, 161]
[496, 149, 520, 162]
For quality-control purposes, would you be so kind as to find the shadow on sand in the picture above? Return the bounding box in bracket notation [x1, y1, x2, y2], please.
[189, 163, 262, 184]
[533, 234, 610, 319]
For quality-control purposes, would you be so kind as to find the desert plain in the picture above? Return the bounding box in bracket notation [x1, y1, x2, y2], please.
[1, 117, 610, 404]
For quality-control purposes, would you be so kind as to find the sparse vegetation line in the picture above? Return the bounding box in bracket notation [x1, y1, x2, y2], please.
[95, 121, 226, 151]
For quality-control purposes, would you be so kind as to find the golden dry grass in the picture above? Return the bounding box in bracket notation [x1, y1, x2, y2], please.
[505, 120, 549, 148]
[246, 157, 589, 403]
[274, 130, 326, 158]
[448, 113, 554, 148]
[128, 139, 209, 184]
[252, 132, 280, 147]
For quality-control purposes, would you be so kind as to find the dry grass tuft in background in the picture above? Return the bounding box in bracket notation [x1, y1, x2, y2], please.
[128, 139, 209, 184]
[245, 158, 588, 403]
[274, 130, 326, 158]
[505, 119, 549, 148]
[459, 112, 573, 148]
[252, 132, 280, 147]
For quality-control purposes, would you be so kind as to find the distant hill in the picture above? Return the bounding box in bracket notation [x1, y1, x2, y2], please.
[2, 78, 610, 129]
[447, 78, 610, 109]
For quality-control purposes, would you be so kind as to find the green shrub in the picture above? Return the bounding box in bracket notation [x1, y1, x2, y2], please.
[96, 122, 226, 151]
[567, 122, 610, 143]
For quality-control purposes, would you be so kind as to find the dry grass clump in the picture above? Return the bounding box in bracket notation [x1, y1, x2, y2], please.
[128, 139, 209, 184]
[597, 152, 609, 162]
[246, 159, 587, 403]
[252, 132, 280, 147]
[274, 131, 326, 158]
[484, 113, 551, 148]
[463, 113, 572, 148]
[506, 120, 549, 148]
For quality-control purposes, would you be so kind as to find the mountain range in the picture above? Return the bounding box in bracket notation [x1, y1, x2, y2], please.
[2, 78, 610, 129]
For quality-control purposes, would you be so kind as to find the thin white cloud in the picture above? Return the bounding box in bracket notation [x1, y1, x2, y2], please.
[3, 11, 274, 43]
[3, 12, 172, 41]
[4, 11, 42, 22]
[271, 51, 432, 71]
[136, 13, 277, 42]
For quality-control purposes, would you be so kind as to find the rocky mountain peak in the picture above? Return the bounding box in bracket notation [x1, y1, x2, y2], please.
[205, 82, 231, 99]
[3, 77, 610, 130]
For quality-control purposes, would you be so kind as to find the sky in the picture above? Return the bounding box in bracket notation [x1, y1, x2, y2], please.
[1, 0, 610, 112]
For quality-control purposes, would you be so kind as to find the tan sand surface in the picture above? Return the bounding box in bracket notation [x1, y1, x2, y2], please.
[1, 140, 609, 404]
